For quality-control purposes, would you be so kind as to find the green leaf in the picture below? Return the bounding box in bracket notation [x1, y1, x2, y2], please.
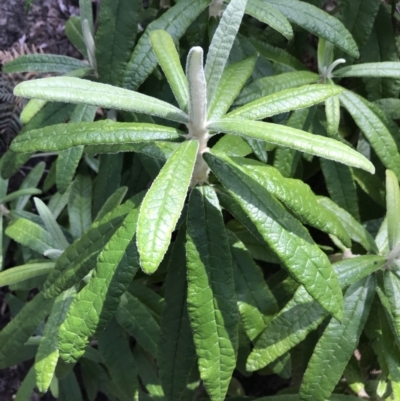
[320, 160, 360, 221]
[99, 319, 139, 400]
[0, 262, 54, 287]
[324, 80, 341, 137]
[0, 188, 41, 204]
[79, 0, 94, 36]
[317, 196, 379, 253]
[35, 289, 76, 393]
[58, 371, 83, 401]
[229, 232, 278, 341]
[340, 91, 400, 179]
[212, 135, 252, 158]
[374, 98, 400, 120]
[383, 271, 400, 340]
[150, 30, 189, 112]
[264, 0, 359, 57]
[204, 0, 248, 105]
[14, 77, 189, 124]
[299, 275, 376, 401]
[386, 170, 400, 250]
[0, 293, 54, 366]
[95, 0, 140, 86]
[14, 367, 36, 401]
[3, 54, 89, 74]
[94, 186, 128, 222]
[6, 218, 60, 257]
[10, 121, 183, 153]
[230, 158, 351, 247]
[122, 0, 211, 91]
[137, 140, 198, 274]
[235, 71, 319, 106]
[208, 55, 257, 121]
[246, 0, 293, 40]
[68, 174, 92, 240]
[65, 16, 87, 58]
[353, 168, 386, 207]
[335, 62, 400, 78]
[186, 186, 238, 401]
[43, 193, 144, 298]
[58, 202, 141, 362]
[208, 119, 375, 174]
[158, 229, 197, 401]
[116, 293, 161, 357]
[226, 84, 343, 120]
[204, 152, 343, 319]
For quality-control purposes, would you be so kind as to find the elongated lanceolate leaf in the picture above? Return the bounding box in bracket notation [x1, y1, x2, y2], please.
[335, 62, 400, 78]
[58, 204, 142, 362]
[186, 186, 238, 401]
[205, 153, 343, 319]
[246, 0, 293, 40]
[205, 0, 248, 105]
[247, 255, 384, 371]
[0, 293, 54, 367]
[137, 140, 198, 274]
[158, 229, 197, 401]
[43, 193, 144, 298]
[0, 188, 41, 204]
[384, 271, 400, 340]
[208, 55, 257, 121]
[235, 71, 318, 106]
[340, 90, 400, 179]
[0, 262, 54, 287]
[150, 30, 189, 112]
[300, 276, 376, 401]
[35, 289, 76, 393]
[208, 119, 375, 174]
[230, 158, 351, 246]
[3, 54, 89, 74]
[386, 170, 400, 250]
[227, 84, 343, 121]
[264, 0, 359, 57]
[122, 0, 210, 91]
[11, 121, 183, 153]
[94, 186, 128, 222]
[14, 77, 189, 124]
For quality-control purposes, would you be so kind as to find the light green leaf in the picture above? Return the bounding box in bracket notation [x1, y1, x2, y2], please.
[3, 54, 89, 74]
[79, 0, 94, 36]
[0, 262, 54, 287]
[65, 16, 87, 58]
[208, 55, 257, 121]
[335, 62, 400, 78]
[226, 84, 343, 120]
[34, 197, 70, 250]
[20, 99, 47, 124]
[300, 275, 376, 401]
[6, 218, 60, 257]
[246, 0, 293, 40]
[48, 188, 72, 220]
[116, 293, 161, 357]
[235, 71, 319, 106]
[95, 0, 140, 86]
[122, 0, 211, 91]
[35, 289, 76, 393]
[186, 186, 238, 401]
[14, 77, 189, 124]
[264, 0, 359, 57]
[383, 271, 400, 340]
[158, 229, 197, 401]
[386, 170, 400, 250]
[340, 89, 400, 179]
[324, 79, 341, 137]
[68, 174, 92, 240]
[150, 30, 189, 112]
[317, 39, 334, 75]
[208, 119, 375, 173]
[10, 121, 183, 153]
[137, 140, 198, 274]
[212, 135, 252, 158]
[0, 293, 54, 366]
[0, 188, 41, 204]
[204, 152, 343, 320]
[205, 0, 248, 105]
[58, 202, 141, 362]
[317, 196, 378, 253]
[43, 193, 144, 298]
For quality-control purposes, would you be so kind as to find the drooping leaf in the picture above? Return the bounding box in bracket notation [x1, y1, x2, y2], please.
[137, 140, 198, 274]
[204, 152, 343, 319]
[208, 119, 374, 174]
[14, 77, 189, 124]
[11, 121, 183, 153]
[186, 186, 239, 401]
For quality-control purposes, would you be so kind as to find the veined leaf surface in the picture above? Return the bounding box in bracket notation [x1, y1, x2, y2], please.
[186, 186, 238, 401]
[335, 62, 400, 78]
[137, 140, 198, 274]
